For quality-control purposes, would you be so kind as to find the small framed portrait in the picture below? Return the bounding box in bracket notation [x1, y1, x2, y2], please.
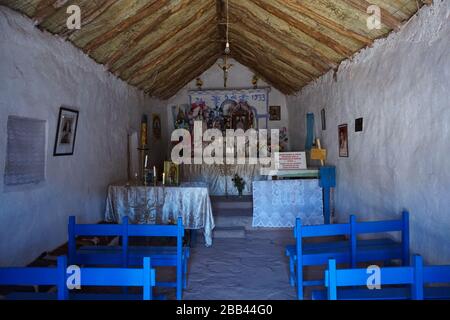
[164, 161, 179, 185]
[269, 106, 281, 121]
[53, 107, 79, 156]
[338, 124, 349, 158]
[152, 113, 161, 140]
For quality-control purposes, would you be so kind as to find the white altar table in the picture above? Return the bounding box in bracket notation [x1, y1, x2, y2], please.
[252, 179, 324, 227]
[104, 182, 215, 246]
[182, 164, 267, 196]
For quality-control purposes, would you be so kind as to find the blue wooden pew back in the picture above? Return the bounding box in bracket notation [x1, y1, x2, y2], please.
[0, 258, 67, 300]
[68, 215, 187, 300]
[321, 255, 450, 300]
[287, 211, 410, 299]
[0, 256, 156, 300]
[350, 211, 409, 267]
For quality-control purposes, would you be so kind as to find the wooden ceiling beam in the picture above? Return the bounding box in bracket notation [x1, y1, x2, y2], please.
[123, 14, 217, 84]
[230, 35, 309, 87]
[33, 0, 64, 24]
[340, 0, 402, 30]
[229, 30, 313, 83]
[140, 43, 219, 92]
[229, 1, 338, 69]
[230, 18, 325, 76]
[231, 46, 301, 93]
[232, 49, 299, 95]
[104, 1, 192, 68]
[216, 0, 227, 55]
[131, 27, 218, 87]
[249, 0, 354, 57]
[83, 0, 169, 53]
[157, 54, 220, 99]
[60, 0, 117, 38]
[277, 0, 373, 45]
[111, 1, 215, 78]
[150, 50, 221, 99]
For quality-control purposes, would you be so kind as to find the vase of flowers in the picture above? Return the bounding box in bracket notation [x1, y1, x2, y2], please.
[232, 174, 246, 197]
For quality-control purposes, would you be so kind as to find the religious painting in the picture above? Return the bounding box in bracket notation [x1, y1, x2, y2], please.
[152, 114, 161, 140]
[53, 107, 79, 156]
[172, 104, 189, 130]
[227, 101, 255, 131]
[338, 124, 349, 157]
[269, 106, 281, 121]
[188, 88, 269, 134]
[164, 161, 179, 186]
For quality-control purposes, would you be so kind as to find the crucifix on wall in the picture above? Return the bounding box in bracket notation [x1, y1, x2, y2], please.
[217, 55, 233, 88]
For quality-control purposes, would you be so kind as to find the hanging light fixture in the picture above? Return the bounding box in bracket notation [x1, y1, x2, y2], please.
[224, 0, 230, 55]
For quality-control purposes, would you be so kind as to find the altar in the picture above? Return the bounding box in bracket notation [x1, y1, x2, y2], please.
[104, 182, 215, 246]
[253, 166, 336, 227]
[181, 164, 267, 196]
[252, 179, 324, 227]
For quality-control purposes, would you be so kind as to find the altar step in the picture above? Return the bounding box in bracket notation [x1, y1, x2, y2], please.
[211, 196, 254, 239]
[213, 226, 246, 239]
[214, 209, 253, 229]
[211, 196, 253, 210]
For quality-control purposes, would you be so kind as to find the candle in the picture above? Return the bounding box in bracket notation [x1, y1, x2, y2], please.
[162, 173, 165, 185]
[153, 166, 156, 178]
[144, 155, 148, 168]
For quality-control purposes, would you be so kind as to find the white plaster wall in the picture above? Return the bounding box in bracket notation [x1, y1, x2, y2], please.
[166, 58, 290, 151]
[0, 7, 167, 266]
[286, 1, 450, 264]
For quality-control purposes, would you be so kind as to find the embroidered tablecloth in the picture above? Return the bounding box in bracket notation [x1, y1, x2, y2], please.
[105, 182, 215, 246]
[252, 179, 324, 227]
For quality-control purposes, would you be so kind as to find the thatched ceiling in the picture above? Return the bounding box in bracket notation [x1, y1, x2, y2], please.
[1, 0, 427, 99]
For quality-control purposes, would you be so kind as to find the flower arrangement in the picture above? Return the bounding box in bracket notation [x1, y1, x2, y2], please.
[232, 174, 246, 196]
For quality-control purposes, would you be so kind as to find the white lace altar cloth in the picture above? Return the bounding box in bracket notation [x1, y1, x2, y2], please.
[104, 182, 215, 246]
[252, 179, 323, 227]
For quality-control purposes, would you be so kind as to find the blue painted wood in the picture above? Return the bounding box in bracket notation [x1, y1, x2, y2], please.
[315, 255, 450, 300]
[350, 215, 357, 268]
[351, 211, 410, 266]
[68, 215, 188, 300]
[319, 166, 336, 189]
[0, 256, 156, 300]
[323, 187, 331, 224]
[319, 166, 335, 225]
[402, 210, 410, 266]
[0, 256, 68, 300]
[324, 258, 416, 300]
[286, 211, 410, 299]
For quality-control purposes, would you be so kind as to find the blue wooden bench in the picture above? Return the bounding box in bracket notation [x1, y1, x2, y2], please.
[0, 256, 156, 300]
[312, 255, 450, 300]
[285, 211, 409, 299]
[68, 215, 189, 300]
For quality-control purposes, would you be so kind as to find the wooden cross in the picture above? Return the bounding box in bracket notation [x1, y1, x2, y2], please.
[311, 138, 327, 166]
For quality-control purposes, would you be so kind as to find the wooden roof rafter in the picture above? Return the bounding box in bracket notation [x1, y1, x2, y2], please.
[0, 0, 425, 99]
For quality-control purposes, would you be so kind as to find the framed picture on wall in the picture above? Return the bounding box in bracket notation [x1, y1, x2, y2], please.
[53, 107, 79, 156]
[152, 113, 161, 140]
[269, 106, 281, 121]
[338, 124, 348, 157]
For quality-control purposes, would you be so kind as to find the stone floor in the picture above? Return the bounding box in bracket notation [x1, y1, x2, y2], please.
[182, 230, 297, 300]
[155, 229, 325, 300]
